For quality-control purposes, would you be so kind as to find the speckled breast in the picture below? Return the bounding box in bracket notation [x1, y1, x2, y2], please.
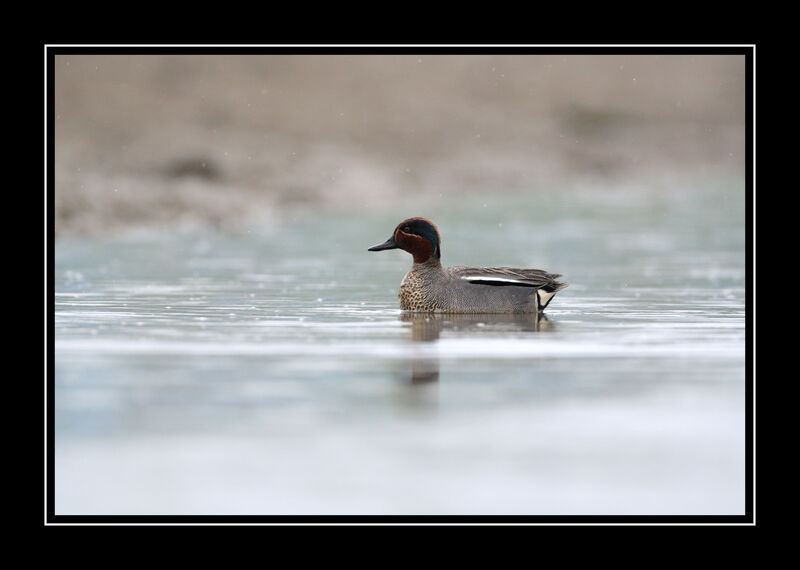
[398, 270, 441, 311]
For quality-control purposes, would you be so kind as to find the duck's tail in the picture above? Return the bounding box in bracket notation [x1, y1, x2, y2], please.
[536, 279, 569, 312]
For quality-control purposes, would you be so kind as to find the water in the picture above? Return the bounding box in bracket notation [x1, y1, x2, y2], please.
[53, 181, 747, 516]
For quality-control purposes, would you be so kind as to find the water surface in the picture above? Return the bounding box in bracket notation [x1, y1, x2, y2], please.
[53, 183, 747, 515]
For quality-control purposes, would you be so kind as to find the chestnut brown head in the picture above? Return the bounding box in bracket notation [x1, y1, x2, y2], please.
[368, 217, 441, 263]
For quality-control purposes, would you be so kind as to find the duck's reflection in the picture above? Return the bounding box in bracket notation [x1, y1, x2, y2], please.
[400, 312, 552, 385]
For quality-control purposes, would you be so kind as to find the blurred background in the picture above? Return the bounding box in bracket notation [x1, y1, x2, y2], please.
[54, 53, 745, 236]
[53, 52, 748, 516]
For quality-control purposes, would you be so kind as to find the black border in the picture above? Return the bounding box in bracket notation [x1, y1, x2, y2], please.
[45, 44, 755, 526]
[48, 45, 750, 56]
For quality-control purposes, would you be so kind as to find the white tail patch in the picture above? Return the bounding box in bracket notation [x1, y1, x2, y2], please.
[536, 289, 556, 309]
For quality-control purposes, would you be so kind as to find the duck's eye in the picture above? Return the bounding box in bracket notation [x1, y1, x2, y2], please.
[402, 226, 410, 233]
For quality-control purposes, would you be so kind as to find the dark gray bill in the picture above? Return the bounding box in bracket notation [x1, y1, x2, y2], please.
[368, 236, 399, 251]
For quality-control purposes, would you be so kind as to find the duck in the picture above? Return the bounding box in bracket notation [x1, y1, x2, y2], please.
[368, 217, 568, 313]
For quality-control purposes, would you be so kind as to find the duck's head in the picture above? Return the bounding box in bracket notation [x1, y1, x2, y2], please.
[368, 217, 441, 263]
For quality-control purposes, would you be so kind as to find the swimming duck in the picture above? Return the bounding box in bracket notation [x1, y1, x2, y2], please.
[368, 217, 568, 313]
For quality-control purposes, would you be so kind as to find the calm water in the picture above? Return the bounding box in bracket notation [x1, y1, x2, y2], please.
[53, 181, 747, 515]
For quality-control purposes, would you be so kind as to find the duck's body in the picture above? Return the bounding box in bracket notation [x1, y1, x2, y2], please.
[369, 217, 567, 314]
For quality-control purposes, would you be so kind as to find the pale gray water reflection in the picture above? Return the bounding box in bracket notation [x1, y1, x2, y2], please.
[402, 312, 551, 341]
[401, 313, 551, 384]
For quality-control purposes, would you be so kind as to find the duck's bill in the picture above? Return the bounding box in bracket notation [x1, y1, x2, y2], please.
[368, 236, 399, 251]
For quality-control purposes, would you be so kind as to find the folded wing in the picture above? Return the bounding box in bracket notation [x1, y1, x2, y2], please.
[450, 266, 568, 292]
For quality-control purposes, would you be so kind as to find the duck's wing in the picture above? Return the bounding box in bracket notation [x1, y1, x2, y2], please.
[449, 266, 569, 292]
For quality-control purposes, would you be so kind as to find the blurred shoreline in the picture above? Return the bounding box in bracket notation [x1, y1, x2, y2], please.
[53, 54, 746, 238]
